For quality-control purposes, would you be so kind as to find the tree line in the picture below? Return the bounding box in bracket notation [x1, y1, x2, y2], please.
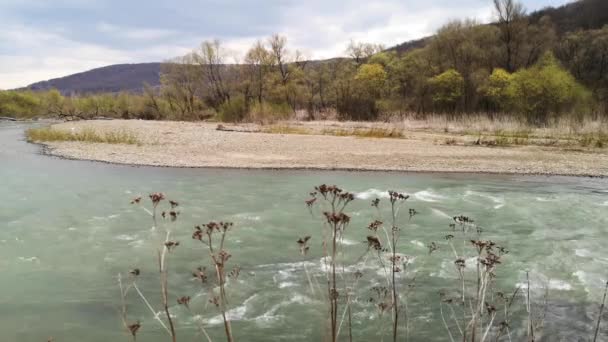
[2, 0, 607, 125]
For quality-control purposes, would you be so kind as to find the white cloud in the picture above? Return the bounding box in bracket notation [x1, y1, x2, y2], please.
[0, 0, 570, 89]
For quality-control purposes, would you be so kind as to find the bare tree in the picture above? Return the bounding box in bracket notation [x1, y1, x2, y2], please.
[493, 0, 526, 72]
[194, 40, 231, 108]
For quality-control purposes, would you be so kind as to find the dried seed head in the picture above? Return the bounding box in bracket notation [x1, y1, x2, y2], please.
[149, 192, 165, 206]
[129, 268, 140, 277]
[127, 321, 141, 337]
[177, 296, 191, 308]
[130, 196, 142, 204]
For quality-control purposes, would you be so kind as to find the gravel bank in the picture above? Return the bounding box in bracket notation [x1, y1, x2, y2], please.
[38, 120, 608, 176]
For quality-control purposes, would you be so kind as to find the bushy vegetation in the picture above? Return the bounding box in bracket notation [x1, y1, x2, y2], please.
[2, 0, 607, 126]
[26, 126, 139, 144]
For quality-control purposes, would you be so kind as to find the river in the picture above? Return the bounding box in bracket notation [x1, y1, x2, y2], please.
[1, 121, 607, 341]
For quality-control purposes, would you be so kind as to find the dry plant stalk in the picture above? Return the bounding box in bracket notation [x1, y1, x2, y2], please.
[120, 193, 180, 342]
[193, 221, 240, 342]
[305, 185, 354, 342]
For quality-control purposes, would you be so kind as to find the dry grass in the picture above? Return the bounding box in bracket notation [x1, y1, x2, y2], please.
[323, 127, 406, 139]
[262, 125, 311, 135]
[26, 126, 139, 144]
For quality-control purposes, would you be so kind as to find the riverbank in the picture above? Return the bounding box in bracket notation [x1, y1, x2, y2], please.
[33, 120, 608, 176]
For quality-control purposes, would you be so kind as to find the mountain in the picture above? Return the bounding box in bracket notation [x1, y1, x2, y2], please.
[529, 0, 608, 34]
[26, 63, 161, 94]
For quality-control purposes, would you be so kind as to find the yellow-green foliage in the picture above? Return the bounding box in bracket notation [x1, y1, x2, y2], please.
[26, 127, 139, 144]
[355, 63, 388, 97]
[428, 69, 465, 110]
[508, 53, 592, 122]
[0, 91, 41, 118]
[481, 68, 513, 110]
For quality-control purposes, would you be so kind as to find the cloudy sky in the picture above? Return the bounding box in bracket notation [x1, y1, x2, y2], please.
[0, 0, 572, 89]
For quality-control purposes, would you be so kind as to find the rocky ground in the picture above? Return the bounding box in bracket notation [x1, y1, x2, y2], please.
[39, 120, 608, 176]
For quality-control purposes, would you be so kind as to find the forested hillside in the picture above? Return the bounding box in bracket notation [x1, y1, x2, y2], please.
[25, 63, 161, 94]
[3, 0, 607, 125]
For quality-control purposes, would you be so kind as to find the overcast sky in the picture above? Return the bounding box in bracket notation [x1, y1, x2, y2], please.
[0, 0, 572, 89]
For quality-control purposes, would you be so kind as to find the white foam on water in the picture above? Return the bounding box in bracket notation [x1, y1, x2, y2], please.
[253, 294, 313, 324]
[414, 190, 446, 203]
[18, 256, 40, 263]
[278, 281, 296, 289]
[355, 189, 389, 200]
[410, 240, 425, 248]
[573, 270, 608, 295]
[575, 249, 593, 258]
[430, 208, 452, 219]
[115, 234, 138, 241]
[128, 239, 144, 248]
[536, 197, 557, 202]
[464, 191, 505, 209]
[341, 238, 360, 246]
[516, 278, 572, 291]
[206, 294, 258, 325]
[601, 201, 608, 206]
[234, 213, 262, 221]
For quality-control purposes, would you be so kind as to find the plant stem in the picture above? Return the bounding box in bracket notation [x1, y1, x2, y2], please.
[593, 281, 608, 342]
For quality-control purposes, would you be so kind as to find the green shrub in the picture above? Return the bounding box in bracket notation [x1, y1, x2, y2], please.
[248, 101, 292, 123]
[218, 96, 247, 122]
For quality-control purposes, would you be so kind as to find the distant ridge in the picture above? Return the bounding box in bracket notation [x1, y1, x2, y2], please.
[26, 63, 161, 94]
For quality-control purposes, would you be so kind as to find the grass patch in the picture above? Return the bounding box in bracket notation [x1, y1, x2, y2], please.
[262, 125, 311, 135]
[26, 126, 139, 144]
[578, 132, 608, 148]
[323, 127, 405, 139]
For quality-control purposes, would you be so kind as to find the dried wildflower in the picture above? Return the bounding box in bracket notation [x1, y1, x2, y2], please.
[485, 302, 497, 315]
[169, 200, 179, 208]
[130, 196, 142, 204]
[323, 212, 350, 226]
[228, 266, 241, 279]
[453, 215, 474, 224]
[371, 198, 380, 207]
[209, 296, 220, 308]
[445, 234, 454, 241]
[367, 220, 383, 232]
[177, 296, 191, 308]
[192, 266, 207, 283]
[129, 268, 140, 277]
[161, 211, 166, 219]
[389, 190, 409, 204]
[192, 227, 202, 240]
[127, 321, 141, 337]
[305, 197, 317, 207]
[428, 241, 439, 254]
[409, 208, 418, 219]
[454, 258, 466, 270]
[297, 236, 311, 255]
[149, 192, 165, 206]
[367, 236, 382, 250]
[165, 241, 180, 251]
[449, 223, 456, 231]
[169, 211, 178, 222]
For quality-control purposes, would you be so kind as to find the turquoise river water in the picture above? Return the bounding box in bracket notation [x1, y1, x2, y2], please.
[1, 121, 607, 341]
